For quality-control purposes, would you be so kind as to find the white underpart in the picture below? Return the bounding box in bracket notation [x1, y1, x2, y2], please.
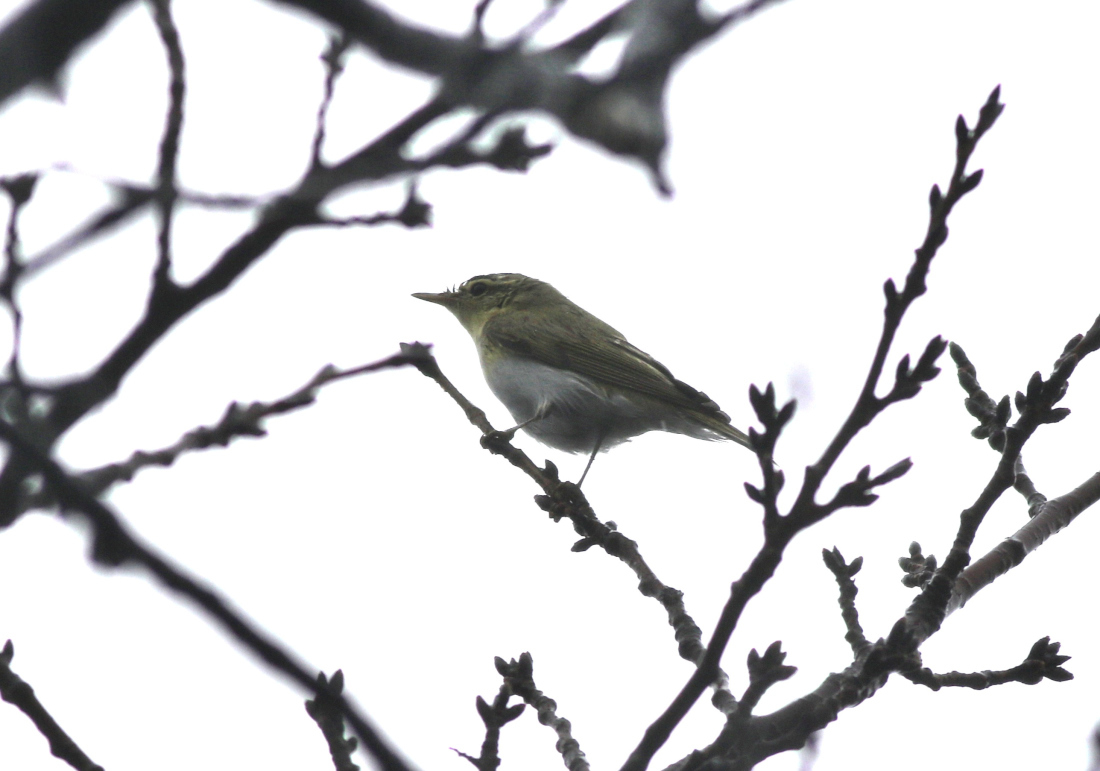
[483, 356, 722, 454]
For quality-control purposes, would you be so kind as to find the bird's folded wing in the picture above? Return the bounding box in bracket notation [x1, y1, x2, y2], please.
[483, 306, 734, 424]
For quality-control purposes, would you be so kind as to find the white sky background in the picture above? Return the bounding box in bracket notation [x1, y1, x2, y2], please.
[0, 1, 1098, 770]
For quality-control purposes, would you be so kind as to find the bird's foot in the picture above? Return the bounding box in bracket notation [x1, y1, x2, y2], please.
[480, 427, 518, 454]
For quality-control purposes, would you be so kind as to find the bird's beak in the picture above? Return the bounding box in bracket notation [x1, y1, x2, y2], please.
[412, 291, 456, 306]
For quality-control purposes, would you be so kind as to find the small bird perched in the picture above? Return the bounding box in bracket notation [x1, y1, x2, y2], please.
[414, 273, 752, 484]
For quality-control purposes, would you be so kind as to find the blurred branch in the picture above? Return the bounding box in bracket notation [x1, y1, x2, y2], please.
[305, 671, 360, 771]
[409, 346, 739, 715]
[0, 173, 37, 382]
[309, 184, 432, 229]
[0, 0, 764, 521]
[12, 347, 434, 514]
[0, 0, 781, 191]
[0, 96, 451, 523]
[270, 0, 785, 193]
[0, 640, 104, 771]
[310, 33, 351, 170]
[20, 185, 154, 281]
[0, 0, 575, 523]
[0, 0, 135, 107]
[0, 419, 414, 771]
[149, 0, 186, 283]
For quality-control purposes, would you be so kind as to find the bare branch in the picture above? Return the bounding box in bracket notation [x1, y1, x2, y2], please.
[0, 421, 414, 771]
[822, 548, 870, 656]
[904, 637, 1071, 690]
[948, 471, 1100, 613]
[0, 173, 37, 380]
[0, 96, 454, 521]
[495, 653, 588, 771]
[20, 185, 155, 281]
[898, 542, 936, 590]
[737, 642, 796, 716]
[619, 85, 1007, 771]
[74, 347, 429, 498]
[949, 341, 1010, 451]
[149, 0, 186, 284]
[310, 184, 432, 229]
[311, 33, 351, 170]
[411, 348, 738, 715]
[908, 311, 1097, 642]
[0, 0, 134, 107]
[453, 682, 525, 771]
[305, 671, 361, 771]
[0, 640, 105, 771]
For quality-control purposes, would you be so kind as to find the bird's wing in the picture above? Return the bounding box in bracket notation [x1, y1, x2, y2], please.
[482, 304, 737, 426]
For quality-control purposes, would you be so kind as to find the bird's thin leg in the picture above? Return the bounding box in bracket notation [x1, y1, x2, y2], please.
[577, 433, 604, 488]
[495, 402, 554, 440]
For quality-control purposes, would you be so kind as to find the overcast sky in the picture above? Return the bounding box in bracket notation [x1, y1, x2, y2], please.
[0, 2, 1098, 771]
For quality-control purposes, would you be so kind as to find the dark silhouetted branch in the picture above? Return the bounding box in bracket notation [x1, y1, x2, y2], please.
[309, 184, 432, 229]
[948, 470, 1100, 613]
[454, 681, 525, 771]
[305, 671, 361, 771]
[80, 347, 429, 497]
[150, 0, 186, 283]
[822, 548, 870, 656]
[0, 173, 36, 379]
[0, 641, 104, 771]
[0, 421, 414, 771]
[0, 0, 135, 107]
[898, 542, 936, 590]
[737, 642, 796, 716]
[409, 345, 739, 715]
[495, 653, 588, 771]
[21, 184, 155, 280]
[619, 86, 1005, 771]
[310, 33, 351, 170]
[904, 636, 1071, 690]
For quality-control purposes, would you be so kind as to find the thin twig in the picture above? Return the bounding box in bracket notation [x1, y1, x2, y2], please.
[453, 681, 524, 771]
[0, 174, 36, 381]
[619, 86, 1005, 771]
[20, 186, 155, 280]
[0, 419, 414, 771]
[903, 636, 1071, 689]
[0, 641, 104, 771]
[0, 97, 454, 519]
[73, 348, 429, 498]
[948, 471, 1100, 613]
[311, 33, 351, 170]
[822, 548, 870, 656]
[495, 653, 588, 771]
[412, 350, 739, 714]
[736, 642, 796, 716]
[149, 0, 186, 284]
[305, 671, 360, 771]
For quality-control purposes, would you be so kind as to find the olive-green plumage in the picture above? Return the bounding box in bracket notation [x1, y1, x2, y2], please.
[414, 273, 751, 479]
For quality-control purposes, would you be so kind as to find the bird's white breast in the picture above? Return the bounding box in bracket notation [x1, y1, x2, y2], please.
[482, 356, 706, 454]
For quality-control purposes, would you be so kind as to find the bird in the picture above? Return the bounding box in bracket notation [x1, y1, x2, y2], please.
[413, 273, 753, 484]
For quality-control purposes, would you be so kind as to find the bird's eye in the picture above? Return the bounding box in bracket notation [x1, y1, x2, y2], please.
[469, 282, 488, 297]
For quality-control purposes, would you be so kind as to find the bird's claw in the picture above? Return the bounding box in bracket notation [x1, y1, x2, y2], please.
[480, 428, 517, 454]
